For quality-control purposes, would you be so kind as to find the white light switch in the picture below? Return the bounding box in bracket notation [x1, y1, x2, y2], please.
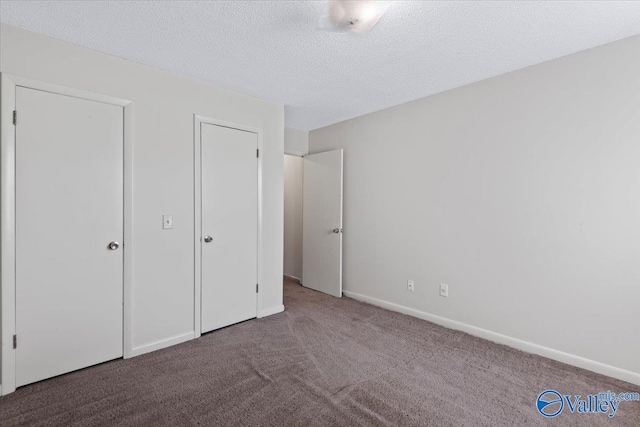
[162, 214, 173, 229]
[440, 283, 448, 297]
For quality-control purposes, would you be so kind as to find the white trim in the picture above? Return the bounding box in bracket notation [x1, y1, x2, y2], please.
[284, 274, 301, 284]
[193, 116, 202, 338]
[343, 290, 640, 386]
[0, 73, 134, 395]
[122, 101, 134, 358]
[337, 150, 344, 297]
[260, 305, 285, 318]
[1, 74, 17, 396]
[128, 332, 195, 358]
[193, 115, 264, 338]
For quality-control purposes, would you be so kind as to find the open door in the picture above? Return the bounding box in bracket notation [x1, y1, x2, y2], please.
[302, 149, 343, 297]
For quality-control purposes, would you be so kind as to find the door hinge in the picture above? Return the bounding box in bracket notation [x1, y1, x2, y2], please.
[13, 335, 17, 349]
[13, 110, 17, 125]
[256, 283, 259, 293]
[256, 149, 259, 158]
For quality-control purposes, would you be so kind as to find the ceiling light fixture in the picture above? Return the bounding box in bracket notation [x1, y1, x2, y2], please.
[319, 1, 392, 34]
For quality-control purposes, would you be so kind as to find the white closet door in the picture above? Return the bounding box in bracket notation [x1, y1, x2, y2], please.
[200, 123, 258, 333]
[302, 149, 344, 297]
[15, 87, 124, 387]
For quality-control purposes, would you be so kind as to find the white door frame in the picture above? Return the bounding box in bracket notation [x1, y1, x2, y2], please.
[0, 73, 134, 395]
[193, 115, 264, 338]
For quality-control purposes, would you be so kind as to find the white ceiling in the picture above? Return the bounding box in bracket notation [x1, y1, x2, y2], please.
[1, 1, 640, 130]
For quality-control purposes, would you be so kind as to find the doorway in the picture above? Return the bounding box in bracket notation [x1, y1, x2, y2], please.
[283, 149, 344, 298]
[284, 154, 304, 283]
[302, 149, 344, 297]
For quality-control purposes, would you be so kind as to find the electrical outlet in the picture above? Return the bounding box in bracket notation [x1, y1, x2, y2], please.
[439, 283, 448, 297]
[407, 280, 415, 292]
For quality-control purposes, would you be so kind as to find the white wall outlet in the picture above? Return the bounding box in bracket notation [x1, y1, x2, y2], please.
[440, 283, 448, 297]
[162, 214, 173, 229]
[407, 280, 415, 291]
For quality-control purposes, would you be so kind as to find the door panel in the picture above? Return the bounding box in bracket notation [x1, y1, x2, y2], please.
[201, 124, 258, 333]
[15, 87, 124, 387]
[302, 149, 343, 297]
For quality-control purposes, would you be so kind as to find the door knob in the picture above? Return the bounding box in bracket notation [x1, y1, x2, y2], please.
[333, 228, 343, 234]
[108, 241, 120, 250]
[204, 235, 213, 243]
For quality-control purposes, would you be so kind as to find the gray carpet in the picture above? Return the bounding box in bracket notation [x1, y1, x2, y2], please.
[0, 279, 638, 426]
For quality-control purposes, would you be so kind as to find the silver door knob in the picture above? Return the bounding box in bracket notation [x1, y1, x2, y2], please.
[108, 241, 120, 250]
[204, 235, 213, 243]
[333, 228, 343, 233]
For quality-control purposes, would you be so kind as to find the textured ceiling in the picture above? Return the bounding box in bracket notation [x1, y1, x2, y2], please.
[1, 1, 640, 130]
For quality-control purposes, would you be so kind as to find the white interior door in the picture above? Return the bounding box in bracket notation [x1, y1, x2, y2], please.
[200, 123, 258, 333]
[303, 149, 343, 297]
[15, 86, 124, 387]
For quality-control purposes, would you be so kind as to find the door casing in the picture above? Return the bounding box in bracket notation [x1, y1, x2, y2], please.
[193, 115, 264, 338]
[0, 73, 134, 395]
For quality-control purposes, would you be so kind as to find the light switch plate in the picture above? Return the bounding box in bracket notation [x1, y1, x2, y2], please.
[162, 214, 173, 229]
[440, 283, 448, 297]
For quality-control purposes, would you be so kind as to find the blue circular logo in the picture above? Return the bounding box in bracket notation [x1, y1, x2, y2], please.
[537, 390, 564, 418]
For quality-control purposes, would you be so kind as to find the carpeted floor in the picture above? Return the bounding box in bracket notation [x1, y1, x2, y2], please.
[0, 279, 638, 426]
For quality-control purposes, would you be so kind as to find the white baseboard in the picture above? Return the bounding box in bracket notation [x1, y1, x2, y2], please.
[284, 274, 301, 284]
[260, 304, 285, 318]
[343, 290, 640, 386]
[128, 331, 195, 358]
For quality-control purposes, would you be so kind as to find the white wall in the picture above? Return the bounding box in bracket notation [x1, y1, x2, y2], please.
[284, 127, 308, 156]
[310, 35, 640, 384]
[284, 155, 304, 280]
[0, 24, 284, 363]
